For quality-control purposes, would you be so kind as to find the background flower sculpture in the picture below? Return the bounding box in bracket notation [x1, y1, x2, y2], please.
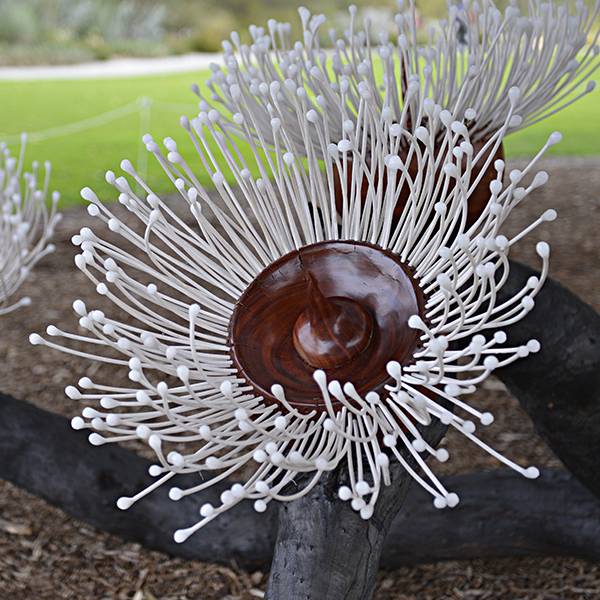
[199, 0, 598, 221]
[32, 74, 559, 543]
[203, 0, 598, 147]
[0, 136, 61, 316]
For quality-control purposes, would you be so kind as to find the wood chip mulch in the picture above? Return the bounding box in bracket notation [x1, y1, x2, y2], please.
[1, 156, 600, 599]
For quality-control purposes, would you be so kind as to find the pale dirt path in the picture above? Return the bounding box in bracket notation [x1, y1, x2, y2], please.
[0, 52, 222, 81]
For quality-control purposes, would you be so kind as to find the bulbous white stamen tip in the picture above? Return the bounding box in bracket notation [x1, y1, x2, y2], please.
[445, 383, 461, 397]
[480, 412, 494, 426]
[206, 456, 221, 469]
[148, 465, 162, 477]
[315, 457, 328, 470]
[100, 397, 119, 410]
[313, 370, 327, 387]
[548, 132, 562, 146]
[365, 391, 379, 404]
[80, 187, 99, 203]
[79, 377, 93, 389]
[337, 139, 353, 152]
[462, 421, 477, 434]
[174, 530, 189, 544]
[253, 449, 267, 463]
[360, 505, 374, 520]
[464, 108, 476, 120]
[149, 434, 162, 451]
[120, 159, 135, 175]
[494, 331, 507, 345]
[169, 487, 183, 501]
[446, 493, 459, 507]
[339, 486, 352, 501]
[483, 356, 499, 370]
[383, 434, 396, 448]
[254, 500, 268, 513]
[351, 497, 366, 511]
[436, 448, 449, 462]
[356, 480, 370, 496]
[231, 484, 245, 499]
[408, 315, 424, 329]
[29, 333, 43, 345]
[386, 360, 402, 379]
[412, 439, 427, 452]
[89, 433, 105, 446]
[71, 416, 85, 430]
[536, 241, 550, 258]
[542, 209, 557, 222]
[509, 115, 523, 127]
[189, 303, 201, 320]
[509, 170, 522, 184]
[376, 452, 389, 467]
[73, 299, 87, 316]
[525, 466, 540, 479]
[532, 171, 549, 187]
[271, 384, 285, 401]
[521, 296, 535, 311]
[433, 496, 447, 509]
[117, 497, 134, 510]
[221, 490, 235, 506]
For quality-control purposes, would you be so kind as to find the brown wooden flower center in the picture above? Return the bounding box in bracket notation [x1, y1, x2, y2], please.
[293, 270, 373, 369]
[227, 241, 424, 414]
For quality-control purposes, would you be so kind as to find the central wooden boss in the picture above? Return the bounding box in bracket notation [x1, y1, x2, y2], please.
[228, 240, 424, 413]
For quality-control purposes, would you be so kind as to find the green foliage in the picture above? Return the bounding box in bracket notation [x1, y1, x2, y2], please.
[0, 0, 399, 61]
[2, 0, 599, 62]
[0, 0, 166, 43]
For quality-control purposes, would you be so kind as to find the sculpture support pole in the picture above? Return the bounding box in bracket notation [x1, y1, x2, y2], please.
[264, 418, 448, 600]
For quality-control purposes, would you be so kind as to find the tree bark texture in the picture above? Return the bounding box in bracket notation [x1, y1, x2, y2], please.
[496, 261, 600, 499]
[263, 418, 448, 600]
[1, 391, 600, 570]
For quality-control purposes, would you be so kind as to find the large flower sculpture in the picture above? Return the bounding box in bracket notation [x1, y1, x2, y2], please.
[31, 78, 558, 543]
[0, 137, 61, 316]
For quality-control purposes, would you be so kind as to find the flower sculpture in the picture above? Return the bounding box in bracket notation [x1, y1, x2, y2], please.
[31, 76, 559, 542]
[0, 137, 61, 316]
[199, 0, 598, 221]
[203, 0, 598, 146]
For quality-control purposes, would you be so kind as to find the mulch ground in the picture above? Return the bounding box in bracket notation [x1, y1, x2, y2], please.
[1, 156, 600, 599]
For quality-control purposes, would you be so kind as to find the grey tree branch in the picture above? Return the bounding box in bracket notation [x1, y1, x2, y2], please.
[495, 260, 600, 499]
[2, 390, 600, 573]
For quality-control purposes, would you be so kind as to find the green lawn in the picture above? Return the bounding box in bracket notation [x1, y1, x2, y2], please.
[0, 72, 222, 206]
[0, 70, 598, 207]
[504, 89, 600, 158]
